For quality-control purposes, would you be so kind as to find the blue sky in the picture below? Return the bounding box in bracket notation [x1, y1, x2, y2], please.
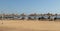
[0, 0, 60, 14]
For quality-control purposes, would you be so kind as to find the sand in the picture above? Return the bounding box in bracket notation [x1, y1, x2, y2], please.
[0, 20, 60, 31]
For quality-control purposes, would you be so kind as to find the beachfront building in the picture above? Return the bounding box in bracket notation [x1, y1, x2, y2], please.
[0, 13, 60, 21]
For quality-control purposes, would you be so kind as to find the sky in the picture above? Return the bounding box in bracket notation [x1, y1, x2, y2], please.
[0, 0, 60, 14]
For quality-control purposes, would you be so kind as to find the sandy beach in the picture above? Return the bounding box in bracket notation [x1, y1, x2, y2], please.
[0, 20, 60, 31]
